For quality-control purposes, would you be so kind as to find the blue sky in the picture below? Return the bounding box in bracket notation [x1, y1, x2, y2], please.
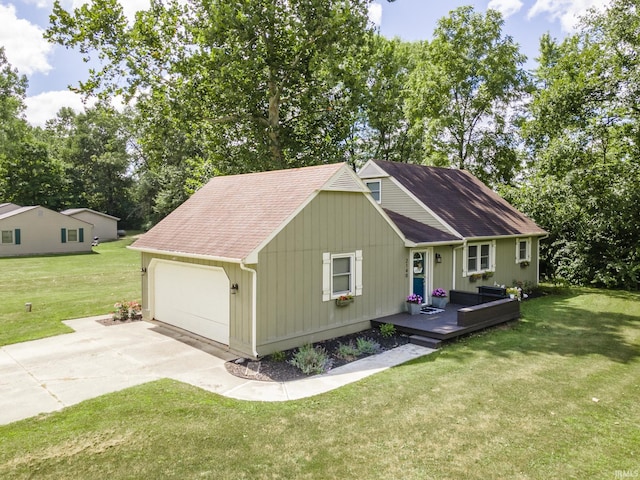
[0, 0, 611, 126]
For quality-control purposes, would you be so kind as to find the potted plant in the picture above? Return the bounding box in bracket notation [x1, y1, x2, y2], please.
[336, 294, 354, 306]
[406, 293, 423, 315]
[431, 288, 448, 309]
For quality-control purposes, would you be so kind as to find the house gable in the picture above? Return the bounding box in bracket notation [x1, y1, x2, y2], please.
[368, 160, 547, 240]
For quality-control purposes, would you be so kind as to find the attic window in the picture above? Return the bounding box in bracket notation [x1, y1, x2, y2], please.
[366, 180, 381, 203]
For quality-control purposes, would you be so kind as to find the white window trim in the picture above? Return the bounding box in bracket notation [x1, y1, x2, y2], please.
[516, 237, 532, 263]
[365, 180, 381, 204]
[463, 241, 496, 277]
[322, 250, 363, 301]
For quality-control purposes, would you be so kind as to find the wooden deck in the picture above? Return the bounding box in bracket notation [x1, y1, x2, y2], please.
[371, 302, 518, 348]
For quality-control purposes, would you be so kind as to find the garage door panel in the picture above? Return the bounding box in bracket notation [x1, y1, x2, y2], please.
[152, 260, 230, 345]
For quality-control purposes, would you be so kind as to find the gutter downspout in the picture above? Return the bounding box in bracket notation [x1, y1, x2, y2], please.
[240, 261, 259, 359]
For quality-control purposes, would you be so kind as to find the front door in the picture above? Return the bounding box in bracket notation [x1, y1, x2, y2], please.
[412, 252, 426, 303]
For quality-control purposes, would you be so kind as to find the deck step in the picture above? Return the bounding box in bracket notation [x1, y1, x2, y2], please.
[409, 335, 442, 349]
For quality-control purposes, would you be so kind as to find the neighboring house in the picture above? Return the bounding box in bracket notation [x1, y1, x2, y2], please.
[130, 161, 546, 359]
[358, 160, 547, 304]
[61, 208, 120, 241]
[0, 206, 93, 257]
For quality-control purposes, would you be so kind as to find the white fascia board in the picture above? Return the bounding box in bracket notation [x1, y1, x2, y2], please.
[464, 233, 547, 243]
[127, 245, 243, 264]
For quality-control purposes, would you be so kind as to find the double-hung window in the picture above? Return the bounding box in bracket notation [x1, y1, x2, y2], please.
[516, 238, 531, 263]
[331, 254, 354, 297]
[465, 241, 494, 275]
[1, 230, 13, 244]
[322, 251, 363, 301]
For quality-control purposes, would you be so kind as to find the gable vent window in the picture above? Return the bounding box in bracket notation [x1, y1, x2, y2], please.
[365, 180, 381, 203]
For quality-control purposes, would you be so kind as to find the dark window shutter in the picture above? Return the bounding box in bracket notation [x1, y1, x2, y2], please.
[61, 228, 66, 243]
[14, 229, 20, 245]
[79, 228, 84, 243]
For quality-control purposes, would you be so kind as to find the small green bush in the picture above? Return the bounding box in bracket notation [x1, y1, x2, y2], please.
[289, 344, 332, 375]
[379, 323, 396, 338]
[356, 337, 381, 355]
[336, 341, 360, 360]
[269, 350, 286, 362]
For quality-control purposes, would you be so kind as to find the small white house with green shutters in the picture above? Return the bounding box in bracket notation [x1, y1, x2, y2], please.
[0, 205, 93, 257]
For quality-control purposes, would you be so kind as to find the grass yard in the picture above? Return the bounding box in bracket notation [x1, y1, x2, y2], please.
[0, 237, 141, 346]
[0, 287, 638, 479]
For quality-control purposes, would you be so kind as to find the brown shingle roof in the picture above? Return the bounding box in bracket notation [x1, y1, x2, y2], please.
[384, 209, 461, 244]
[374, 160, 546, 238]
[131, 163, 346, 261]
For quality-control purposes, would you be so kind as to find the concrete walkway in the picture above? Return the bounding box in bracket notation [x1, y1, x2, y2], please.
[0, 316, 434, 425]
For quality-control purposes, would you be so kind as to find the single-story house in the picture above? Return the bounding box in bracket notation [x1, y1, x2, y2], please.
[130, 161, 546, 359]
[0, 205, 93, 257]
[358, 160, 548, 304]
[61, 208, 120, 241]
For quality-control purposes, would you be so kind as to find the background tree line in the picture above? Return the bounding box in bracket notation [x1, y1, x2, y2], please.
[0, 0, 637, 289]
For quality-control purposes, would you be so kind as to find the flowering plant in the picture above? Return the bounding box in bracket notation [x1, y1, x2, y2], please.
[432, 288, 447, 298]
[338, 294, 354, 301]
[406, 293, 423, 304]
[113, 300, 142, 321]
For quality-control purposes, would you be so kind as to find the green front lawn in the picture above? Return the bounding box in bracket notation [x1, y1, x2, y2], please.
[1, 288, 638, 479]
[0, 237, 141, 346]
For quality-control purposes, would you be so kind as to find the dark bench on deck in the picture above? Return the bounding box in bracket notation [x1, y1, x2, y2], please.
[456, 297, 520, 327]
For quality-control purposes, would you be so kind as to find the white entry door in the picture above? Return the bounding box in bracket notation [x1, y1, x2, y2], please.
[151, 260, 230, 345]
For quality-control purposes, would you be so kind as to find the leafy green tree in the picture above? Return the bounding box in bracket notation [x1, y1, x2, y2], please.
[44, 106, 136, 223]
[352, 36, 422, 166]
[46, 1, 377, 212]
[510, 0, 640, 289]
[405, 6, 529, 185]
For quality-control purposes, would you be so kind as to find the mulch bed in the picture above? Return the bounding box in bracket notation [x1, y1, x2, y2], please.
[97, 316, 143, 326]
[224, 328, 410, 383]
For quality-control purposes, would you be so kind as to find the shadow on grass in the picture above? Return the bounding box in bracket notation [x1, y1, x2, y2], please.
[419, 288, 640, 365]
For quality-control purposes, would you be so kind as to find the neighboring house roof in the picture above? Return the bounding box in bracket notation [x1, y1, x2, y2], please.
[130, 163, 383, 263]
[0, 206, 38, 220]
[0, 205, 93, 225]
[384, 209, 461, 244]
[61, 208, 121, 221]
[0, 203, 21, 215]
[371, 160, 546, 239]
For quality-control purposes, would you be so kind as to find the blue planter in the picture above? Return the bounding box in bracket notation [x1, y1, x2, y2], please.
[407, 302, 421, 315]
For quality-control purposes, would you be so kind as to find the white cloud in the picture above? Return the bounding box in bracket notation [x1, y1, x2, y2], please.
[488, 0, 524, 18]
[24, 90, 94, 127]
[528, 0, 612, 32]
[0, 3, 52, 75]
[368, 2, 382, 28]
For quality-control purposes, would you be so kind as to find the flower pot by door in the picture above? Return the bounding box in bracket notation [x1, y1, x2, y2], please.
[407, 302, 421, 315]
[432, 297, 447, 309]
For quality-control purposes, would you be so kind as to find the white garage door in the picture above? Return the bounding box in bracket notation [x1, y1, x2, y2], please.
[151, 260, 230, 345]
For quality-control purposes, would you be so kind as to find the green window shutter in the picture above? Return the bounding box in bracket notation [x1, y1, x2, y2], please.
[61, 228, 67, 243]
[14, 229, 20, 245]
[79, 228, 84, 243]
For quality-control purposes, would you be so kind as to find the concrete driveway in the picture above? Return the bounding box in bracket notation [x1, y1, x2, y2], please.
[0, 316, 432, 425]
